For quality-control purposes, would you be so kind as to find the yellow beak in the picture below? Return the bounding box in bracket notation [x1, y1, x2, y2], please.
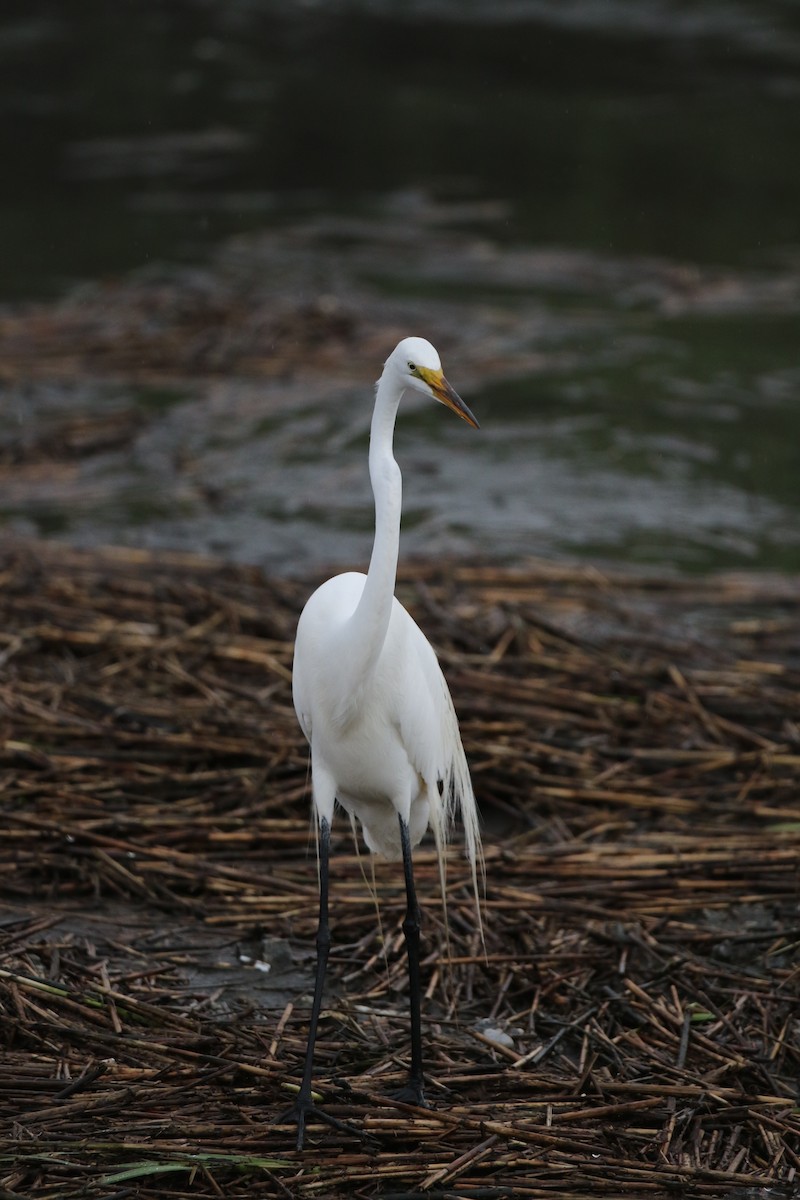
[417, 366, 480, 429]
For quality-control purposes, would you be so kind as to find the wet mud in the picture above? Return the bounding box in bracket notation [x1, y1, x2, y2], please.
[3, 212, 800, 573]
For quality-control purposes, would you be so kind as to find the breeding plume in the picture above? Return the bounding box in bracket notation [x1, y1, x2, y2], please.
[284, 337, 482, 1149]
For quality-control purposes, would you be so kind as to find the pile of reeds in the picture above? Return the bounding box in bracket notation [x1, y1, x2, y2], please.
[1, 540, 798, 1199]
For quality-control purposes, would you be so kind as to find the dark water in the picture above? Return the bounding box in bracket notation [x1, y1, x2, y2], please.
[2, 2, 799, 572]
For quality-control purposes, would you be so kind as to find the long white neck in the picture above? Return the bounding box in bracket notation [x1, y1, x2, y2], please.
[342, 370, 403, 685]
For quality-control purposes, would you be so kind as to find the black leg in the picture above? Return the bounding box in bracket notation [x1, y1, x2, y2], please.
[393, 814, 426, 1105]
[277, 816, 357, 1148]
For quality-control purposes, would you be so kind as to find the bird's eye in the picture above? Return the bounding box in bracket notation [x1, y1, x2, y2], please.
[407, 361, 416, 372]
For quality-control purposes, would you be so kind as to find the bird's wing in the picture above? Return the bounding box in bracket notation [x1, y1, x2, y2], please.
[291, 652, 313, 744]
[296, 706, 312, 744]
[390, 603, 473, 813]
[389, 601, 483, 924]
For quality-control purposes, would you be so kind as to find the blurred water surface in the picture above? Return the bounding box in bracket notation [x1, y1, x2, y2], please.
[1, 1, 799, 572]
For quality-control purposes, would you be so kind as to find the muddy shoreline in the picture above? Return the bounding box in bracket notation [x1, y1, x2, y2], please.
[4, 214, 800, 574]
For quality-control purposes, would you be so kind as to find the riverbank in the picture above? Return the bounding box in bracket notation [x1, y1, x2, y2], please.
[1, 539, 798, 1197]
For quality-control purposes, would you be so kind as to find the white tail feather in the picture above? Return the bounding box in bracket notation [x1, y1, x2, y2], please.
[427, 735, 484, 950]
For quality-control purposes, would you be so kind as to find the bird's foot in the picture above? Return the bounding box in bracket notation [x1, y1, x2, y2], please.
[276, 1092, 361, 1151]
[388, 1078, 427, 1108]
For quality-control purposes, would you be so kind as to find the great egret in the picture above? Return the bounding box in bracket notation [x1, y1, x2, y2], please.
[283, 337, 482, 1149]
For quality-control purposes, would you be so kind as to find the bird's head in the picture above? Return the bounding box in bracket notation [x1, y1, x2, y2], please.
[387, 337, 480, 429]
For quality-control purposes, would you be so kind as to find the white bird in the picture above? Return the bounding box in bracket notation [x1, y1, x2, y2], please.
[283, 337, 482, 1149]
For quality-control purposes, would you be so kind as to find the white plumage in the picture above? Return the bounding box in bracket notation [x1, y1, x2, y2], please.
[283, 336, 482, 1149]
[293, 570, 479, 867]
